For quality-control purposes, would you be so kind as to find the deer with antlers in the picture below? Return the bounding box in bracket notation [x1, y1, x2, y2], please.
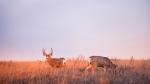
[42, 48, 66, 68]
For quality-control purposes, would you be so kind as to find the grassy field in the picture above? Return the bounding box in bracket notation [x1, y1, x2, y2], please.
[0, 57, 150, 84]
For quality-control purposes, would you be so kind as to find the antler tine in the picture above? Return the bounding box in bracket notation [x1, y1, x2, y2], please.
[42, 48, 46, 56]
[42, 48, 45, 51]
[51, 48, 53, 56]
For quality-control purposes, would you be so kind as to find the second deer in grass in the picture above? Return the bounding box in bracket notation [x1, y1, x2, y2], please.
[42, 48, 66, 68]
[86, 56, 117, 71]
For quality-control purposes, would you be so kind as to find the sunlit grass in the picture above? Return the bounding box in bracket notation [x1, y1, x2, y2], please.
[0, 57, 149, 84]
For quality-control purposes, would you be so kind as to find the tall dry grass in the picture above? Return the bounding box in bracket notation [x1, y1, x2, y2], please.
[0, 57, 150, 84]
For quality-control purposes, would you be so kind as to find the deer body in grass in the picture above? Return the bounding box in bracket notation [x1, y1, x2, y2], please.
[42, 48, 66, 68]
[86, 56, 117, 71]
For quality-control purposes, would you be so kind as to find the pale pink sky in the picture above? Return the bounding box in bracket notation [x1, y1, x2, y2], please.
[0, 0, 150, 60]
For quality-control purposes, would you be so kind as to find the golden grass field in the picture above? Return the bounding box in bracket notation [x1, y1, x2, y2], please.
[0, 57, 150, 84]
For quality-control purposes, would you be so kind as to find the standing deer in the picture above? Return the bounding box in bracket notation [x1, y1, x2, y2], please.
[86, 56, 117, 71]
[42, 48, 66, 68]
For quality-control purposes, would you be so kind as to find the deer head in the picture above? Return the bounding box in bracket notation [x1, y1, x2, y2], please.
[42, 48, 53, 59]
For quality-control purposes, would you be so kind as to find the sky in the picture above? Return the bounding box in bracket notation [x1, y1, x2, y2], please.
[0, 0, 150, 60]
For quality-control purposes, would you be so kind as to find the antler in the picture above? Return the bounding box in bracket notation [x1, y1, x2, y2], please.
[50, 48, 53, 56]
[42, 48, 53, 57]
[42, 48, 46, 56]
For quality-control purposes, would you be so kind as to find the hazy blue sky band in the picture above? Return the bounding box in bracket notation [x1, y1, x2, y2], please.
[0, 0, 150, 60]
